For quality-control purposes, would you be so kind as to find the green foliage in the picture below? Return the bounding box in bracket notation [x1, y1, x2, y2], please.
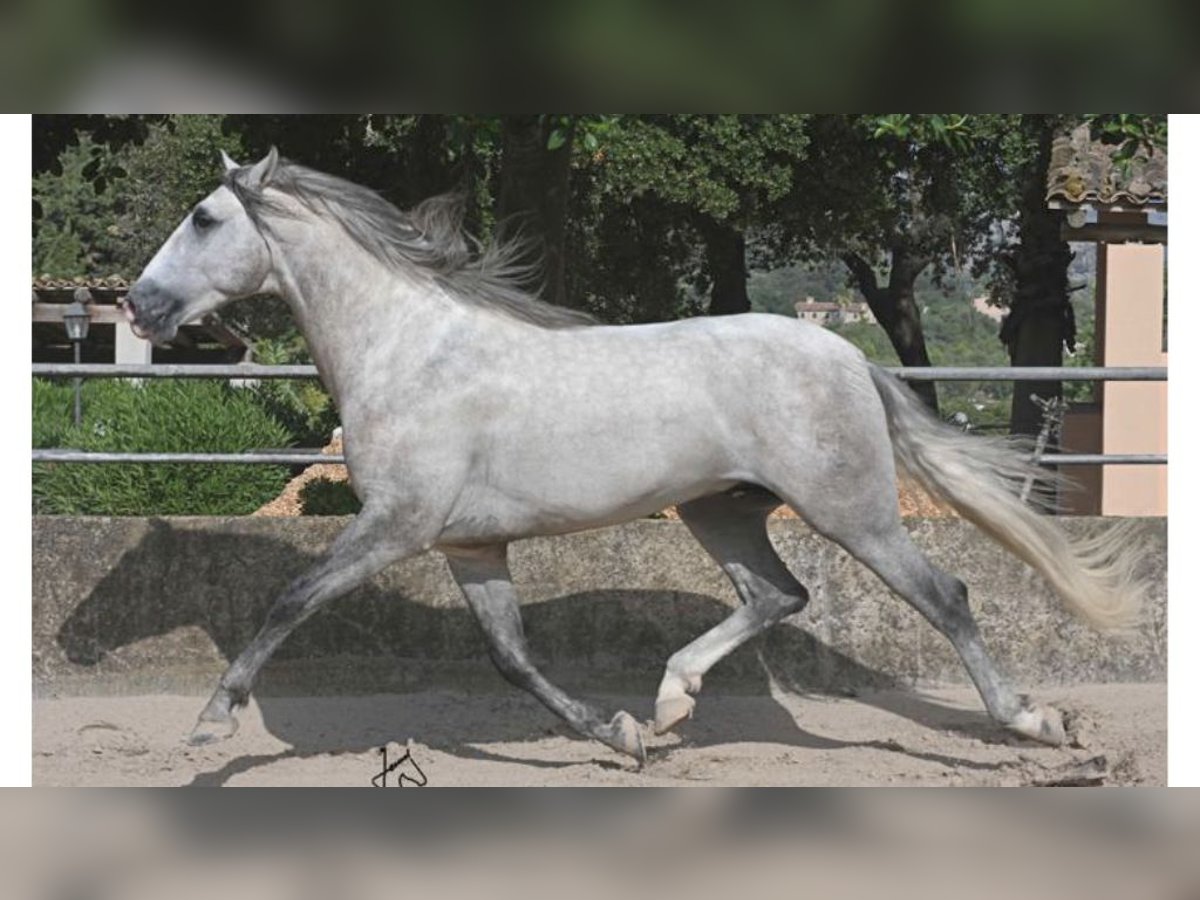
[564, 178, 699, 323]
[248, 333, 342, 447]
[108, 115, 244, 275]
[829, 320, 900, 365]
[1084, 113, 1167, 166]
[32, 115, 246, 288]
[599, 114, 810, 223]
[299, 478, 362, 516]
[780, 114, 1025, 284]
[32, 133, 122, 277]
[917, 283, 1013, 428]
[748, 264, 846, 316]
[33, 378, 292, 515]
[566, 114, 810, 321]
[868, 113, 974, 152]
[1064, 286, 1098, 404]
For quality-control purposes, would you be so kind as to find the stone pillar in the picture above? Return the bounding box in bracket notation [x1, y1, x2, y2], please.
[1100, 243, 1167, 516]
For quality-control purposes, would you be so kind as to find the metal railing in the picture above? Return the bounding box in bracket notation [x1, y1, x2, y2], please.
[31, 363, 1168, 468]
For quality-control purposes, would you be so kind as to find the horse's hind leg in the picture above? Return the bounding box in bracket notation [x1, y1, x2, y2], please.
[777, 458, 1066, 746]
[825, 520, 1064, 744]
[655, 487, 810, 734]
[444, 544, 646, 762]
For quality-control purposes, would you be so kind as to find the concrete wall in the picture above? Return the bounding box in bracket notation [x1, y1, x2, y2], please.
[33, 516, 1167, 699]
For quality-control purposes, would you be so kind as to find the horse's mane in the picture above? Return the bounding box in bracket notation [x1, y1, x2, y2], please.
[223, 160, 597, 329]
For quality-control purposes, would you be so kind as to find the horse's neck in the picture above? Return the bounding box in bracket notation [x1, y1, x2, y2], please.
[268, 224, 463, 411]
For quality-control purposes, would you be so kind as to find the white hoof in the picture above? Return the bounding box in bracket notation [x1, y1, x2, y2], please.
[1009, 705, 1066, 746]
[600, 711, 646, 763]
[654, 693, 696, 735]
[187, 714, 239, 746]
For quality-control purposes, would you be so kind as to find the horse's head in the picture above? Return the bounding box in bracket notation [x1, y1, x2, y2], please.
[121, 148, 281, 344]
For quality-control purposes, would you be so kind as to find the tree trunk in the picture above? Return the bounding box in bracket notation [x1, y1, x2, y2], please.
[700, 219, 750, 315]
[1007, 301, 1068, 436]
[843, 248, 939, 411]
[496, 115, 574, 309]
[1004, 118, 1073, 438]
[402, 115, 451, 206]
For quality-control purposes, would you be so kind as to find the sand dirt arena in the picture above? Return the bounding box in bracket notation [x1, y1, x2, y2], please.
[33, 682, 1164, 786]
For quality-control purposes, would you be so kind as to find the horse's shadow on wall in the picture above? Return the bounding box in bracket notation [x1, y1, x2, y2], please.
[55, 519, 1007, 785]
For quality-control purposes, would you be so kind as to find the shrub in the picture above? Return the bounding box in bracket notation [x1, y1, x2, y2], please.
[299, 478, 362, 516]
[248, 332, 343, 448]
[33, 378, 293, 515]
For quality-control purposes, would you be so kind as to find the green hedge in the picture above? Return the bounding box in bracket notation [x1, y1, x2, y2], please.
[248, 333, 342, 448]
[33, 378, 293, 515]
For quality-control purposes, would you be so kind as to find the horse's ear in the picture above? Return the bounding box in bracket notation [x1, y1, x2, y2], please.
[220, 149, 240, 173]
[245, 146, 280, 188]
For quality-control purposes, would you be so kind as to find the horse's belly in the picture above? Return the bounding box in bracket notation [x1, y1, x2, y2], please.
[437, 461, 738, 545]
[429, 340, 769, 544]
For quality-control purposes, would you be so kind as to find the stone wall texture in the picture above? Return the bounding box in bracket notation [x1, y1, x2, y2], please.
[33, 516, 1166, 698]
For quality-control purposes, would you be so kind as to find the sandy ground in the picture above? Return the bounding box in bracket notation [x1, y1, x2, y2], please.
[33, 683, 1164, 787]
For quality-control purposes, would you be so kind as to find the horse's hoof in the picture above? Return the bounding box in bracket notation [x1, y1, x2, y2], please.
[1008, 705, 1066, 746]
[600, 711, 646, 764]
[654, 693, 696, 734]
[187, 715, 239, 746]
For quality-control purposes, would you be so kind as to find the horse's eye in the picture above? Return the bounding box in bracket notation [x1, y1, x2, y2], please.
[192, 207, 215, 231]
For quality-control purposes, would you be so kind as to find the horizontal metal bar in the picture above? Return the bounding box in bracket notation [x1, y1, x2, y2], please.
[27, 366, 1169, 468]
[33, 450, 345, 465]
[1037, 454, 1166, 466]
[32, 363, 320, 379]
[887, 366, 1167, 382]
[33, 363, 1168, 382]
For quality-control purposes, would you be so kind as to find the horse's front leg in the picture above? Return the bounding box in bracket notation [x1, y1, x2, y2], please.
[444, 544, 646, 763]
[188, 506, 423, 745]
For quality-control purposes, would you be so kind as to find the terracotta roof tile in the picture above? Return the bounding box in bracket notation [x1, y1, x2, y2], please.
[32, 275, 131, 291]
[1046, 124, 1167, 207]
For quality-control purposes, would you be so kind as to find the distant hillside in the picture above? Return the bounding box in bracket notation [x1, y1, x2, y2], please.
[748, 258, 1097, 430]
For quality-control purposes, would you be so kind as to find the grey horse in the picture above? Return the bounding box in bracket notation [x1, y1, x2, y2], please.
[122, 148, 1144, 763]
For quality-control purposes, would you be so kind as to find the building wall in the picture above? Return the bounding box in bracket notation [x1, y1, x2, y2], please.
[793, 299, 875, 326]
[1099, 243, 1168, 516]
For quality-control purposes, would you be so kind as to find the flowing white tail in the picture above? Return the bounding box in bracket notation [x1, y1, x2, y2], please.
[869, 365, 1146, 631]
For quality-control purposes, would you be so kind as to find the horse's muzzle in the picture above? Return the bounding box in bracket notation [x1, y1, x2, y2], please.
[121, 280, 182, 343]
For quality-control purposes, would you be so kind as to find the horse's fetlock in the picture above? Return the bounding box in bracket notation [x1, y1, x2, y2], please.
[661, 660, 701, 697]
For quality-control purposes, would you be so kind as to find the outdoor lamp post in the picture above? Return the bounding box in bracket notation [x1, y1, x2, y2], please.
[63, 289, 92, 426]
